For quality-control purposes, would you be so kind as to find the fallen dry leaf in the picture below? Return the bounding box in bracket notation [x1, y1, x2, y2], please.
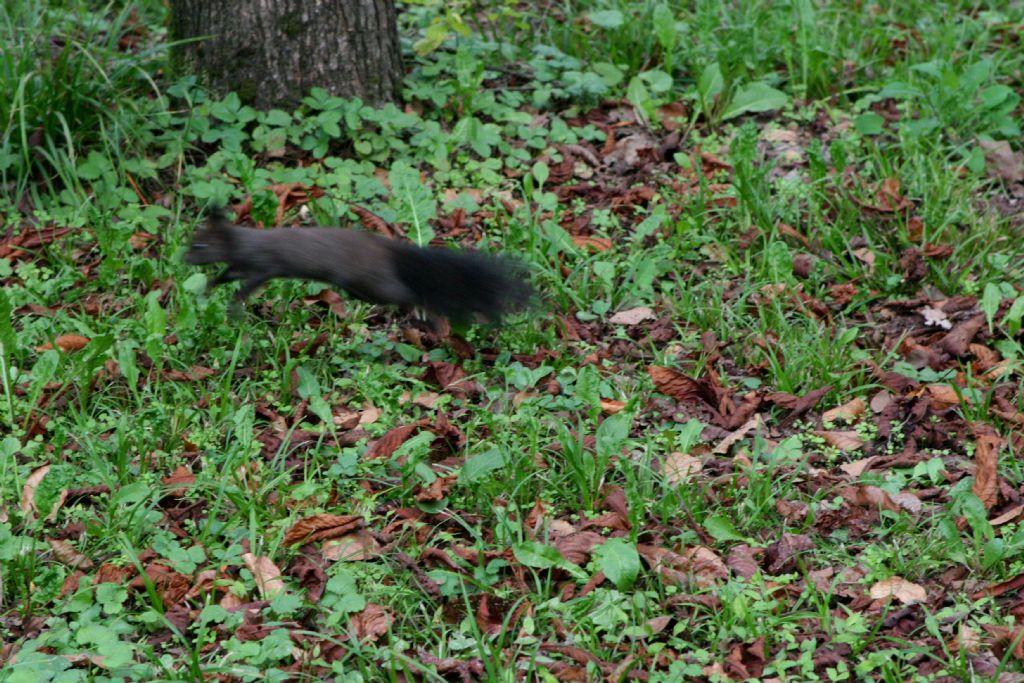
[20, 465, 50, 519]
[599, 399, 626, 415]
[35, 334, 90, 353]
[663, 451, 702, 485]
[242, 553, 286, 598]
[359, 405, 381, 425]
[161, 466, 195, 497]
[48, 539, 94, 570]
[323, 529, 382, 562]
[283, 514, 364, 546]
[925, 384, 963, 408]
[849, 485, 901, 513]
[609, 306, 657, 325]
[991, 506, 1024, 526]
[349, 603, 393, 642]
[571, 235, 612, 252]
[869, 576, 926, 605]
[647, 365, 701, 403]
[713, 415, 762, 455]
[840, 457, 877, 478]
[814, 430, 865, 452]
[869, 390, 893, 413]
[823, 398, 866, 423]
[980, 139, 1024, 183]
[972, 427, 1002, 510]
[852, 248, 876, 272]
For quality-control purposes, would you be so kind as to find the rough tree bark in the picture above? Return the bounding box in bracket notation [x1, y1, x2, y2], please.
[170, 0, 402, 109]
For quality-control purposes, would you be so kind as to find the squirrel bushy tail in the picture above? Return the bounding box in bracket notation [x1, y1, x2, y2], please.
[391, 243, 532, 324]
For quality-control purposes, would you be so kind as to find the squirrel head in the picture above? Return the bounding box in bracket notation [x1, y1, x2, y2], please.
[184, 207, 233, 264]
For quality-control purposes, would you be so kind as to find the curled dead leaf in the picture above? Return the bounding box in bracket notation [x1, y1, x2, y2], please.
[20, 465, 50, 519]
[869, 576, 926, 605]
[323, 529, 382, 562]
[283, 514, 364, 546]
[849, 485, 901, 513]
[36, 334, 90, 353]
[814, 430, 865, 452]
[350, 603, 394, 642]
[823, 398, 866, 423]
[647, 365, 700, 403]
[571, 235, 612, 252]
[713, 415, 762, 455]
[972, 428, 1002, 510]
[599, 399, 626, 415]
[48, 538, 94, 570]
[609, 306, 656, 325]
[663, 451, 702, 485]
[242, 553, 285, 598]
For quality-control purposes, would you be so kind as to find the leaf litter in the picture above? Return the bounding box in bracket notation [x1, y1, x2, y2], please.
[5, 13, 1024, 682]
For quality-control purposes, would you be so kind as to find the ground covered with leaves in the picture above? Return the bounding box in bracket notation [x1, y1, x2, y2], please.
[2, 1, 1024, 681]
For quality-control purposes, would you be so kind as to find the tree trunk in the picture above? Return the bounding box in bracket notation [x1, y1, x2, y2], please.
[169, 0, 402, 109]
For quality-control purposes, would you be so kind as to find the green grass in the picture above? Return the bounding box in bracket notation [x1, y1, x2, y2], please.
[2, 0, 1024, 681]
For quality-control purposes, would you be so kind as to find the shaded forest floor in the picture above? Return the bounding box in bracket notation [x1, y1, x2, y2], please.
[2, 1, 1024, 681]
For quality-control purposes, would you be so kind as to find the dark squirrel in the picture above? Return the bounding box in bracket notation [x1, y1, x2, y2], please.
[184, 208, 532, 324]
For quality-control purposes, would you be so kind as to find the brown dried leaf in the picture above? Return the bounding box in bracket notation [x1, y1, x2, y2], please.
[764, 533, 814, 574]
[609, 306, 657, 325]
[663, 451, 702, 485]
[869, 576, 927, 604]
[852, 248, 876, 272]
[20, 465, 50, 519]
[161, 466, 195, 497]
[840, 457, 877, 478]
[242, 553, 285, 598]
[991, 506, 1024, 526]
[726, 544, 760, 579]
[814, 430, 865, 452]
[823, 398, 866, 423]
[364, 423, 419, 460]
[48, 539, 93, 570]
[647, 365, 700, 403]
[553, 531, 607, 565]
[359, 404, 381, 425]
[713, 415, 762, 455]
[323, 529, 382, 562]
[571, 235, 612, 252]
[850, 485, 901, 513]
[972, 427, 1002, 510]
[35, 334, 90, 353]
[599, 399, 626, 415]
[349, 603, 393, 642]
[979, 139, 1024, 183]
[283, 514, 364, 546]
[925, 384, 963, 408]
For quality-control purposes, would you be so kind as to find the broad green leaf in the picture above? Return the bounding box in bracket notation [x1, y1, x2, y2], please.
[0, 287, 15, 361]
[514, 541, 587, 579]
[595, 411, 632, 459]
[653, 3, 676, 51]
[1005, 296, 1024, 336]
[854, 112, 885, 135]
[698, 62, 724, 101]
[704, 514, 746, 542]
[460, 448, 507, 484]
[981, 282, 1002, 329]
[723, 82, 789, 119]
[594, 537, 640, 590]
[588, 10, 624, 28]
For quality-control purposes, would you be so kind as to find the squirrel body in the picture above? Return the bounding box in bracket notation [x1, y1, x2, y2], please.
[185, 209, 531, 323]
